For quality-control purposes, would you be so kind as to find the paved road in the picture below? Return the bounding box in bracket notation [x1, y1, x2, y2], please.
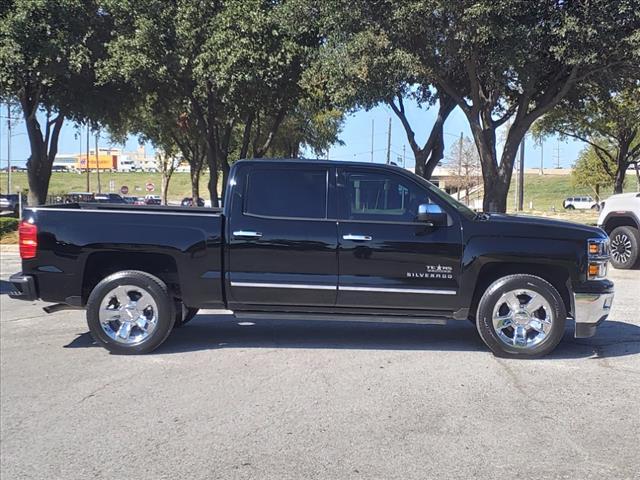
[1, 250, 639, 480]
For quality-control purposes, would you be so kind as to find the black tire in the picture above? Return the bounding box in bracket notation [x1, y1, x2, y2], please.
[86, 270, 176, 354]
[476, 274, 566, 358]
[609, 226, 639, 269]
[565, 204, 575, 210]
[174, 302, 199, 328]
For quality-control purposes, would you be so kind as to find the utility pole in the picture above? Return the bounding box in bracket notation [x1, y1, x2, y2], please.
[555, 142, 561, 169]
[95, 132, 101, 194]
[539, 139, 544, 175]
[402, 144, 406, 168]
[385, 117, 391, 165]
[86, 125, 90, 192]
[517, 136, 525, 211]
[370, 119, 374, 162]
[7, 103, 12, 194]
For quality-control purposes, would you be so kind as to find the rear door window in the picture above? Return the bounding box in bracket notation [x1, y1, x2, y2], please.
[245, 167, 328, 219]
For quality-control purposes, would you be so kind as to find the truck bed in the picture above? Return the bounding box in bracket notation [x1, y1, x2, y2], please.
[19, 203, 225, 309]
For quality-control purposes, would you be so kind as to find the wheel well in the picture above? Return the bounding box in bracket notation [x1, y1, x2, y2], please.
[82, 252, 180, 303]
[603, 215, 638, 234]
[469, 263, 572, 320]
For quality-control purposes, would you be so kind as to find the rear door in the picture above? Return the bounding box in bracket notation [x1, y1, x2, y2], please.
[226, 164, 338, 308]
[335, 167, 464, 313]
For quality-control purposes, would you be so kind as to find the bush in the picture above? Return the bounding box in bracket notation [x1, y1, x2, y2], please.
[0, 217, 19, 236]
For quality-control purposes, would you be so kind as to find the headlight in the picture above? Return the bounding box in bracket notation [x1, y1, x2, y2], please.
[587, 238, 609, 280]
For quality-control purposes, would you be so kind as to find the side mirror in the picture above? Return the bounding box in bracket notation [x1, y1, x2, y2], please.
[417, 203, 447, 226]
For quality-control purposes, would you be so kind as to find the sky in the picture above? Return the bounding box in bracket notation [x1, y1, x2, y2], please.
[0, 99, 585, 170]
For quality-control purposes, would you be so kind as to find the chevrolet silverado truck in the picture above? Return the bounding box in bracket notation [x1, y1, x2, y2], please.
[9, 159, 614, 357]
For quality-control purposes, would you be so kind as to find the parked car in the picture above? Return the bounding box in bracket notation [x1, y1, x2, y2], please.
[181, 197, 205, 207]
[9, 159, 614, 358]
[0, 194, 23, 217]
[93, 193, 126, 204]
[144, 195, 161, 205]
[598, 192, 640, 269]
[66, 192, 95, 203]
[563, 196, 599, 210]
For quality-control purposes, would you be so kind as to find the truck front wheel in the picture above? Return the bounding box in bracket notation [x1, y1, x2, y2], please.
[86, 271, 176, 354]
[475, 274, 566, 358]
[609, 226, 639, 269]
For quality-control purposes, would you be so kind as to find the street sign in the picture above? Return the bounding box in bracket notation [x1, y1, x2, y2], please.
[120, 185, 129, 195]
[145, 182, 155, 192]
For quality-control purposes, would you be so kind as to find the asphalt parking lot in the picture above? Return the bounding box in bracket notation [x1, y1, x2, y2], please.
[1, 248, 639, 480]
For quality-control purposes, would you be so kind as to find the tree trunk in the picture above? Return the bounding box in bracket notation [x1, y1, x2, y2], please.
[206, 146, 219, 208]
[161, 171, 170, 205]
[389, 93, 454, 181]
[190, 163, 201, 204]
[23, 110, 64, 206]
[466, 112, 528, 213]
[613, 167, 625, 194]
[612, 142, 631, 194]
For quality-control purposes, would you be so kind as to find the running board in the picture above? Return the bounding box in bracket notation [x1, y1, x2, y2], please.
[234, 312, 448, 325]
[43, 303, 83, 314]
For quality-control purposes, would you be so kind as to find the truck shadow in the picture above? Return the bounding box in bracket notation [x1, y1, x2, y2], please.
[64, 313, 640, 359]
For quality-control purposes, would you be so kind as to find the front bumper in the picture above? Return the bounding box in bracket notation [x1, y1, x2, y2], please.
[573, 291, 614, 338]
[8, 273, 38, 301]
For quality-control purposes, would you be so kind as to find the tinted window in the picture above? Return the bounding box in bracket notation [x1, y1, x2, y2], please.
[245, 168, 327, 219]
[339, 170, 431, 222]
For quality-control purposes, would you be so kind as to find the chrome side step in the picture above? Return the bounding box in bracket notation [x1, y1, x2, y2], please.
[234, 312, 448, 325]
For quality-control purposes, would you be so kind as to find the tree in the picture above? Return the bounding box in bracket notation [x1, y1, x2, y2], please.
[264, 96, 345, 159]
[534, 81, 640, 194]
[100, 0, 321, 206]
[323, 0, 639, 212]
[0, 0, 113, 205]
[317, 11, 457, 179]
[444, 136, 481, 203]
[572, 146, 615, 201]
[157, 148, 181, 206]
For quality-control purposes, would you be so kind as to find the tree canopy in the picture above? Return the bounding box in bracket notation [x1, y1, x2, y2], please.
[0, 0, 119, 204]
[534, 80, 640, 194]
[319, 0, 639, 211]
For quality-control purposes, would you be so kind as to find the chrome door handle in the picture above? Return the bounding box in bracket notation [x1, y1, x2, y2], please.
[342, 234, 372, 241]
[233, 230, 263, 239]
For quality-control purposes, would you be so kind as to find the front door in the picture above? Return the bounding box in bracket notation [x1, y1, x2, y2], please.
[336, 167, 463, 313]
[226, 164, 338, 308]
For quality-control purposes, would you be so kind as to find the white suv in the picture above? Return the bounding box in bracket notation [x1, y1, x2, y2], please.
[563, 195, 599, 210]
[598, 193, 640, 269]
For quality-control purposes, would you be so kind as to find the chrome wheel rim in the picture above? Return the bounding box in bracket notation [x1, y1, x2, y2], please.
[611, 233, 632, 264]
[98, 285, 158, 345]
[492, 289, 553, 349]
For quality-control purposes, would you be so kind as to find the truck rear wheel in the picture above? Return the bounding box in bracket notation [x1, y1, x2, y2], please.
[475, 274, 566, 358]
[86, 271, 176, 354]
[609, 226, 639, 269]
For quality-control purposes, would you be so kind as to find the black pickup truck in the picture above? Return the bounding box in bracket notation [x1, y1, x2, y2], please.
[10, 159, 614, 357]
